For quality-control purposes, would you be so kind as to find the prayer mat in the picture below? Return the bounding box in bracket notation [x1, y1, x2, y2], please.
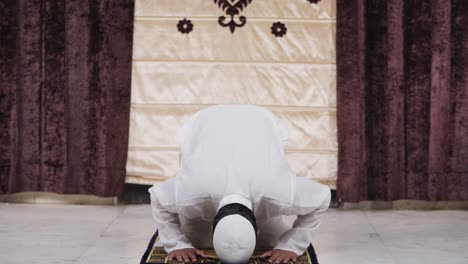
[141, 231, 319, 264]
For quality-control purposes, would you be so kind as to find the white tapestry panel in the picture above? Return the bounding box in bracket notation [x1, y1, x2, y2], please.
[133, 19, 335, 64]
[127, 0, 337, 188]
[131, 62, 336, 107]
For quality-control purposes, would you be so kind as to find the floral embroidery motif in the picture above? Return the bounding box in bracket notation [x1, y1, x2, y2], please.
[271, 22, 287, 37]
[177, 18, 193, 34]
[214, 0, 253, 33]
[176, 1, 319, 36]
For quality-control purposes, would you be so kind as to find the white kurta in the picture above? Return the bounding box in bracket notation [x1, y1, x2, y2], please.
[149, 105, 331, 255]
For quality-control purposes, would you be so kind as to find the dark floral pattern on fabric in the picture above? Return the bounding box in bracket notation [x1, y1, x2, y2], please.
[214, 0, 253, 33]
[271, 22, 287, 37]
[307, 0, 321, 4]
[177, 18, 193, 34]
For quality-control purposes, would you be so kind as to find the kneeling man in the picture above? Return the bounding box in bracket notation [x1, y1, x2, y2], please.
[149, 105, 331, 264]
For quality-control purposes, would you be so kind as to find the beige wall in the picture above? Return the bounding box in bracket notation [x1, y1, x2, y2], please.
[127, 0, 337, 189]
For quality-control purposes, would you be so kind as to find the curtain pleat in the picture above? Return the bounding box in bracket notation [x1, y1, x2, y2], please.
[336, 0, 367, 201]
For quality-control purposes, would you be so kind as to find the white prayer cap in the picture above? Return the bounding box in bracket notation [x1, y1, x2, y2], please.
[213, 214, 256, 264]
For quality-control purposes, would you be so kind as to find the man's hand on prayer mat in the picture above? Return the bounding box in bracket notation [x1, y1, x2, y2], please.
[168, 248, 208, 263]
[260, 249, 299, 263]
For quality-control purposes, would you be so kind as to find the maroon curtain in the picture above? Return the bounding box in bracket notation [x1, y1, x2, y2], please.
[0, 0, 135, 197]
[337, 0, 468, 202]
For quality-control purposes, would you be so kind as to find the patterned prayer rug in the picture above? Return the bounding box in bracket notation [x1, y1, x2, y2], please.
[141, 231, 319, 264]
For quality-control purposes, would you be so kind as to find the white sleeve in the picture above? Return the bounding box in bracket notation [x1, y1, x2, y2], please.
[149, 181, 195, 253]
[274, 178, 331, 256]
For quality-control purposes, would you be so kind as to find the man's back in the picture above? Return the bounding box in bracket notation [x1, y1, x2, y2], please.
[174, 105, 294, 207]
